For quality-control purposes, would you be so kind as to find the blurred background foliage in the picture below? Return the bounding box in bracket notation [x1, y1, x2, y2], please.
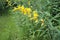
[0, 0, 60, 40]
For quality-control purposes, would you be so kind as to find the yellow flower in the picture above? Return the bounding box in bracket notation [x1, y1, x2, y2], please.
[13, 5, 21, 11]
[13, 5, 32, 15]
[30, 11, 38, 21]
[17, 5, 21, 9]
[20, 5, 25, 12]
[33, 11, 39, 20]
[23, 8, 27, 15]
[26, 8, 32, 14]
[33, 11, 38, 17]
[22, 7, 32, 15]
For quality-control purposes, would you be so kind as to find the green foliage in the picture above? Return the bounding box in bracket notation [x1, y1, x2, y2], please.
[0, 0, 60, 40]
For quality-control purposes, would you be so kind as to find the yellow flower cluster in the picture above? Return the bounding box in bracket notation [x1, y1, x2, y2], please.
[13, 5, 39, 23]
[13, 5, 32, 15]
[33, 11, 39, 20]
[13, 5, 45, 25]
[30, 11, 39, 23]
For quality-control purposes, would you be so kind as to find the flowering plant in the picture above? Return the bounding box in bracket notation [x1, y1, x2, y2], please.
[0, 0, 60, 40]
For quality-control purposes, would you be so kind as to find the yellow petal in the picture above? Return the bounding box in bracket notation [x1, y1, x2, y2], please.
[33, 11, 38, 17]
